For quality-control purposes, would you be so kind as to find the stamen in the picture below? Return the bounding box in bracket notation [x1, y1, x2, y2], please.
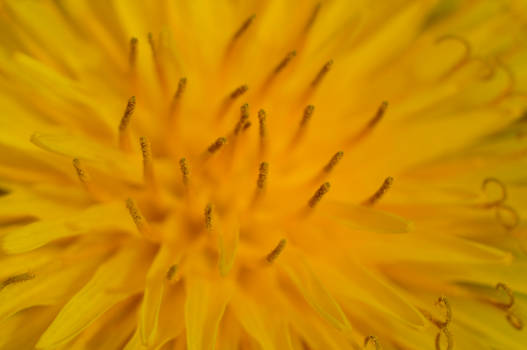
[258, 109, 267, 155]
[147, 32, 157, 59]
[257, 162, 269, 190]
[232, 14, 256, 42]
[435, 327, 453, 350]
[494, 283, 524, 329]
[291, 105, 315, 146]
[204, 203, 213, 231]
[363, 177, 394, 206]
[166, 264, 178, 281]
[217, 85, 249, 120]
[179, 158, 190, 187]
[300, 104, 315, 127]
[207, 137, 227, 155]
[174, 77, 187, 100]
[323, 151, 344, 173]
[170, 77, 187, 115]
[129, 37, 138, 69]
[139, 136, 155, 186]
[118, 96, 136, 151]
[234, 103, 250, 135]
[481, 177, 507, 208]
[274, 51, 297, 75]
[423, 296, 452, 329]
[308, 182, 331, 208]
[260, 51, 297, 95]
[72, 158, 90, 184]
[125, 198, 150, 235]
[348, 102, 388, 146]
[495, 204, 520, 231]
[304, 2, 321, 33]
[0, 272, 35, 291]
[435, 296, 452, 328]
[496, 282, 515, 309]
[492, 60, 516, 103]
[230, 84, 249, 99]
[311, 60, 333, 87]
[506, 311, 524, 330]
[266, 238, 286, 263]
[364, 335, 381, 350]
[436, 35, 471, 76]
[242, 121, 252, 131]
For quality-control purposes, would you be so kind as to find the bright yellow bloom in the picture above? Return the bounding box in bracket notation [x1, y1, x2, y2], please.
[0, 0, 526, 349]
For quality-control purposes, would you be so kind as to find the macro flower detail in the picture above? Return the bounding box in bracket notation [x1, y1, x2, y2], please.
[0, 1, 526, 350]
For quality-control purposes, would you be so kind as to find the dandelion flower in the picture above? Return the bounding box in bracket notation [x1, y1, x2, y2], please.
[0, 1, 526, 349]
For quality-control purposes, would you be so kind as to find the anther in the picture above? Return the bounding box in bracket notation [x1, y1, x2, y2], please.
[204, 203, 213, 231]
[234, 103, 250, 135]
[435, 327, 453, 350]
[72, 158, 90, 184]
[166, 264, 178, 281]
[308, 182, 331, 208]
[230, 84, 249, 100]
[481, 177, 507, 208]
[266, 238, 286, 263]
[232, 14, 256, 42]
[0, 272, 35, 291]
[257, 162, 269, 190]
[207, 137, 227, 155]
[139, 136, 155, 186]
[348, 102, 388, 145]
[311, 60, 333, 87]
[179, 158, 190, 187]
[125, 198, 150, 236]
[323, 151, 344, 173]
[496, 282, 515, 309]
[119, 96, 136, 151]
[364, 335, 381, 350]
[363, 177, 394, 206]
[274, 51, 297, 75]
[129, 37, 138, 69]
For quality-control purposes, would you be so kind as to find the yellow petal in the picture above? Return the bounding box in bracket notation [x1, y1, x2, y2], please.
[0, 185, 86, 224]
[184, 277, 231, 350]
[58, 295, 140, 350]
[0, 305, 61, 350]
[36, 245, 154, 349]
[30, 131, 141, 184]
[139, 245, 180, 346]
[233, 294, 294, 350]
[1, 201, 137, 254]
[0, 254, 103, 322]
[281, 252, 352, 332]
